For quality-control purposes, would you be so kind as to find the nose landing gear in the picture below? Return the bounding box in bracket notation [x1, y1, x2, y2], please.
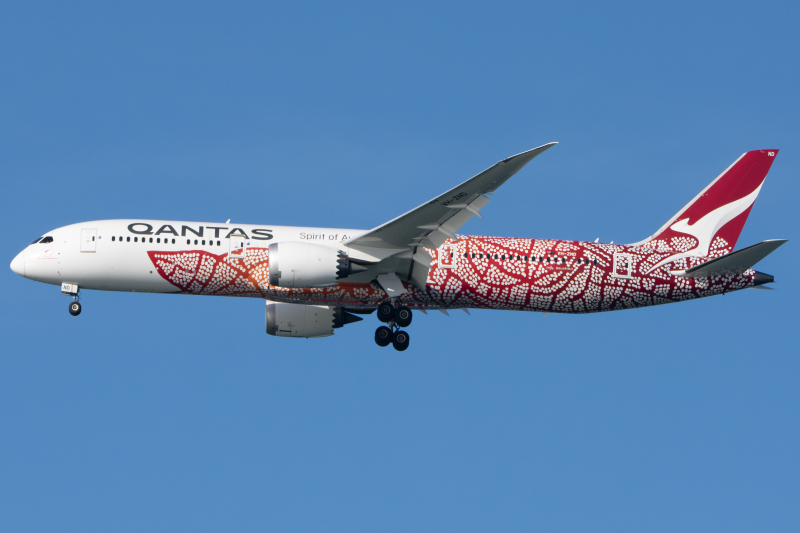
[62, 283, 81, 316]
[374, 301, 413, 351]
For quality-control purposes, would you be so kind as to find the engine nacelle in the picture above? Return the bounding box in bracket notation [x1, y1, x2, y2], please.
[268, 242, 366, 288]
[265, 302, 363, 338]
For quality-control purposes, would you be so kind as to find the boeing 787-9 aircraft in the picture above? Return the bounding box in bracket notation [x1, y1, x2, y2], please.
[11, 144, 786, 350]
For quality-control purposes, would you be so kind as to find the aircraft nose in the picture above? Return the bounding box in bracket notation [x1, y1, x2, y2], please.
[10, 251, 25, 277]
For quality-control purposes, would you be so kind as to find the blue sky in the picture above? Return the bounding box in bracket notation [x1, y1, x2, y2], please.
[2, 1, 798, 531]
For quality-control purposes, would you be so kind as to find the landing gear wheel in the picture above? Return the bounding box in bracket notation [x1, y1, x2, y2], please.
[68, 302, 81, 316]
[392, 330, 410, 351]
[395, 306, 412, 328]
[377, 302, 395, 323]
[375, 326, 392, 347]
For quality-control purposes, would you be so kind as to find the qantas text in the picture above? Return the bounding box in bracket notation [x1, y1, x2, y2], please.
[127, 223, 273, 240]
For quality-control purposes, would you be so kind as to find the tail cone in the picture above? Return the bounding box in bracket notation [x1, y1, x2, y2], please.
[753, 271, 774, 286]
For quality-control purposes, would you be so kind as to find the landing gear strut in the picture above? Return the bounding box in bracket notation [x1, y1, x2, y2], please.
[374, 301, 412, 351]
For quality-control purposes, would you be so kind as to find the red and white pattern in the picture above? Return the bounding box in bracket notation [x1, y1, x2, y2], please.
[145, 149, 778, 314]
[148, 232, 754, 314]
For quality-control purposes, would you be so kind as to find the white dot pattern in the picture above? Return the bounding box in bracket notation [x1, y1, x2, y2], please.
[147, 232, 754, 313]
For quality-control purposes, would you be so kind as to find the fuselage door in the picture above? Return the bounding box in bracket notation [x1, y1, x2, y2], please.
[439, 245, 455, 269]
[612, 252, 633, 279]
[229, 237, 248, 259]
[80, 229, 97, 253]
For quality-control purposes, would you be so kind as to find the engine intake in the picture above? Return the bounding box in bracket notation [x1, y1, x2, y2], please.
[265, 302, 363, 338]
[268, 242, 367, 288]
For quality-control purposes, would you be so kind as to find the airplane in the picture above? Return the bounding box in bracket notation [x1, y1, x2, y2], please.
[10, 143, 786, 351]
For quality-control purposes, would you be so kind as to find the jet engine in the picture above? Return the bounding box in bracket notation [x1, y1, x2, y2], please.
[265, 302, 363, 338]
[268, 242, 367, 288]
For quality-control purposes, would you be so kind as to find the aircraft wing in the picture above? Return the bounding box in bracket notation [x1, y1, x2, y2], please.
[344, 142, 557, 292]
[345, 142, 557, 252]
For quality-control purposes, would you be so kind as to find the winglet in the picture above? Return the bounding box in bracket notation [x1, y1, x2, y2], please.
[501, 142, 558, 163]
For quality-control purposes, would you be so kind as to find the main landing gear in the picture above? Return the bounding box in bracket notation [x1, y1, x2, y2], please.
[374, 302, 412, 351]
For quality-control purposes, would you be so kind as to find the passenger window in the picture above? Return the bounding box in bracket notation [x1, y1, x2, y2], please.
[194, 240, 198, 245]
[202, 240, 206, 245]
[112, 236, 116, 241]
[593, 259, 598, 265]
[127, 237, 130, 242]
[173, 239, 176, 244]
[92, 236, 95, 241]
[217, 240, 220, 246]
[149, 237, 153, 243]
[134, 237, 138, 242]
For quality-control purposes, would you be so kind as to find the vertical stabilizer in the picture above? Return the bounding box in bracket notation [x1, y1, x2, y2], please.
[634, 149, 778, 271]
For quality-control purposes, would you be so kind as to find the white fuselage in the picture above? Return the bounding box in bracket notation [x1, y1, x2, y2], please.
[14, 219, 365, 294]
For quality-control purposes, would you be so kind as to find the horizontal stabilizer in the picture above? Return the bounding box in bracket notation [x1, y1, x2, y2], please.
[675, 239, 787, 279]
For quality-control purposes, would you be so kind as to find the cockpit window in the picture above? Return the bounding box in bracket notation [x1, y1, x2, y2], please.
[40, 236, 53, 243]
[31, 237, 42, 244]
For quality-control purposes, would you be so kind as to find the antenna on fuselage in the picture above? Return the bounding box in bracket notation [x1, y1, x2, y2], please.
[226, 219, 230, 223]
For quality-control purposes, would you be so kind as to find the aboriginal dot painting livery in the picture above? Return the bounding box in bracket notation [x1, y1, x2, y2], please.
[10, 144, 787, 351]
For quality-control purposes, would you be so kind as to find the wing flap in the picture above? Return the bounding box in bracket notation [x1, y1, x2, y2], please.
[409, 248, 433, 290]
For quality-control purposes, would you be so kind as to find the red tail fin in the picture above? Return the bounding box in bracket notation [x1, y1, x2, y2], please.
[635, 150, 778, 265]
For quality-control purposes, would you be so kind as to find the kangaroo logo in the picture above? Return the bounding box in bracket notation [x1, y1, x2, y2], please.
[644, 184, 763, 274]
